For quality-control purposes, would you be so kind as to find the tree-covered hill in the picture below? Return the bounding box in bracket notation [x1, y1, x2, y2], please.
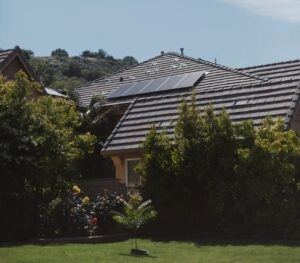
[22, 48, 138, 94]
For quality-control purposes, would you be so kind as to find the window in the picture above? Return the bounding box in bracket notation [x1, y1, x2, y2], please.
[126, 159, 141, 187]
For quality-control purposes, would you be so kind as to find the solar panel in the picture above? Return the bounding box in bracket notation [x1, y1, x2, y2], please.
[108, 71, 205, 99]
[109, 82, 134, 98]
[177, 71, 204, 89]
[159, 75, 183, 91]
[144, 78, 168, 93]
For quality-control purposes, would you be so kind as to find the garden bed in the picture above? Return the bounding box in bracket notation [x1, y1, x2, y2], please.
[30, 233, 128, 244]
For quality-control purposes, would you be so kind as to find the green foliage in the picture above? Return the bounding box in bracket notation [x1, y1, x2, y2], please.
[51, 48, 69, 57]
[139, 94, 300, 238]
[63, 61, 82, 78]
[49, 78, 85, 93]
[112, 192, 157, 249]
[94, 190, 123, 234]
[21, 49, 34, 60]
[137, 126, 175, 221]
[30, 58, 55, 86]
[231, 117, 300, 236]
[42, 185, 97, 237]
[0, 72, 96, 240]
[29, 49, 138, 93]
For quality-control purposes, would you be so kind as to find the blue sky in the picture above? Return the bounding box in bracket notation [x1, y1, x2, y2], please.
[0, 0, 300, 67]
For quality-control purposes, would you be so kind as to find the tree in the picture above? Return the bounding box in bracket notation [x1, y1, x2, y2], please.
[21, 49, 34, 60]
[139, 94, 300, 238]
[50, 79, 85, 93]
[0, 72, 95, 240]
[112, 192, 157, 254]
[51, 48, 69, 57]
[97, 49, 107, 59]
[122, 56, 138, 66]
[30, 59, 55, 85]
[63, 61, 81, 78]
[232, 117, 300, 236]
[81, 50, 94, 57]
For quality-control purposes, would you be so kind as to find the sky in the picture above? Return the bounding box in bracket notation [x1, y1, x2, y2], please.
[0, 0, 300, 68]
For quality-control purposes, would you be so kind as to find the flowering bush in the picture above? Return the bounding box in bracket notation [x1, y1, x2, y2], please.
[93, 190, 123, 234]
[42, 185, 97, 237]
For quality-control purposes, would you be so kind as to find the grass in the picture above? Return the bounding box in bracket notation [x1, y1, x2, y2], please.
[0, 239, 300, 263]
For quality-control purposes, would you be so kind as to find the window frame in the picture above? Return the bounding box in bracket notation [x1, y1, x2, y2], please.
[125, 158, 141, 187]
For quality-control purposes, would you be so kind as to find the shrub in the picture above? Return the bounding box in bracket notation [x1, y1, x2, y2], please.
[112, 191, 157, 252]
[139, 94, 300, 238]
[41, 185, 97, 237]
[93, 190, 123, 234]
[0, 192, 34, 241]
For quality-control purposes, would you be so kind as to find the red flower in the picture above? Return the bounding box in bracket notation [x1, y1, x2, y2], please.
[91, 217, 98, 225]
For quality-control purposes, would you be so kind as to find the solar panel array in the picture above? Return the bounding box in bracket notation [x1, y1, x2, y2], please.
[108, 71, 205, 99]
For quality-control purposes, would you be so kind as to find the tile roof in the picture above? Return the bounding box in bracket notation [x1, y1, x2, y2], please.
[102, 77, 300, 155]
[74, 52, 263, 108]
[0, 47, 36, 81]
[238, 59, 300, 81]
[74, 52, 300, 156]
[0, 49, 16, 70]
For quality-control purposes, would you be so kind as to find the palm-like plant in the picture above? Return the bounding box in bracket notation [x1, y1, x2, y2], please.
[112, 191, 157, 253]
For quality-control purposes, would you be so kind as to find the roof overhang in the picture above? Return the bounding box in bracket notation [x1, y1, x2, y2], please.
[101, 147, 141, 158]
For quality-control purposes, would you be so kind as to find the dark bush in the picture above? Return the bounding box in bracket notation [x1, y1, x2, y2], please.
[94, 190, 123, 234]
[41, 185, 97, 238]
[0, 192, 34, 241]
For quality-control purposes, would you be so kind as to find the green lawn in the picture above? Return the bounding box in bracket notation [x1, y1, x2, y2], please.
[0, 239, 300, 263]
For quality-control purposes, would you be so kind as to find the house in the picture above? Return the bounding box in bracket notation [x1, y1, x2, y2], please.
[74, 51, 300, 188]
[0, 46, 68, 99]
[0, 46, 36, 81]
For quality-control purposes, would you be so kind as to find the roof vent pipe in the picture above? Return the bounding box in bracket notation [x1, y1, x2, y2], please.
[161, 51, 164, 55]
[180, 48, 184, 56]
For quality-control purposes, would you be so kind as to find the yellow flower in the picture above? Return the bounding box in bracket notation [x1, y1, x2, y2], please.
[72, 185, 81, 194]
[49, 197, 62, 208]
[82, 196, 90, 205]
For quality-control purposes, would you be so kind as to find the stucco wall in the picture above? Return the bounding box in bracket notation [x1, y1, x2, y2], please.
[110, 153, 142, 185]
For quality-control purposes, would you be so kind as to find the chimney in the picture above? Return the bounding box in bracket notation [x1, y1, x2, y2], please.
[180, 48, 184, 56]
[161, 51, 164, 55]
[119, 76, 124, 82]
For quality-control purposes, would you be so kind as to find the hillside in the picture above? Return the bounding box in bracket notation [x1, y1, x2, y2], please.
[24, 48, 138, 94]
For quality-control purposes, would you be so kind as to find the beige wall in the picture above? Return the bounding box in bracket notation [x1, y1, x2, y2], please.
[110, 153, 142, 185]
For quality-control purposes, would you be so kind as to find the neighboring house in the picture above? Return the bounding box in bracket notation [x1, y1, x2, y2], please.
[0, 46, 36, 81]
[0, 46, 68, 99]
[74, 51, 300, 188]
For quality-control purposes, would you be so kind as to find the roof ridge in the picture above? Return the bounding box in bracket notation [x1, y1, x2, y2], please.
[165, 51, 266, 81]
[238, 59, 300, 70]
[0, 48, 15, 53]
[0, 49, 16, 68]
